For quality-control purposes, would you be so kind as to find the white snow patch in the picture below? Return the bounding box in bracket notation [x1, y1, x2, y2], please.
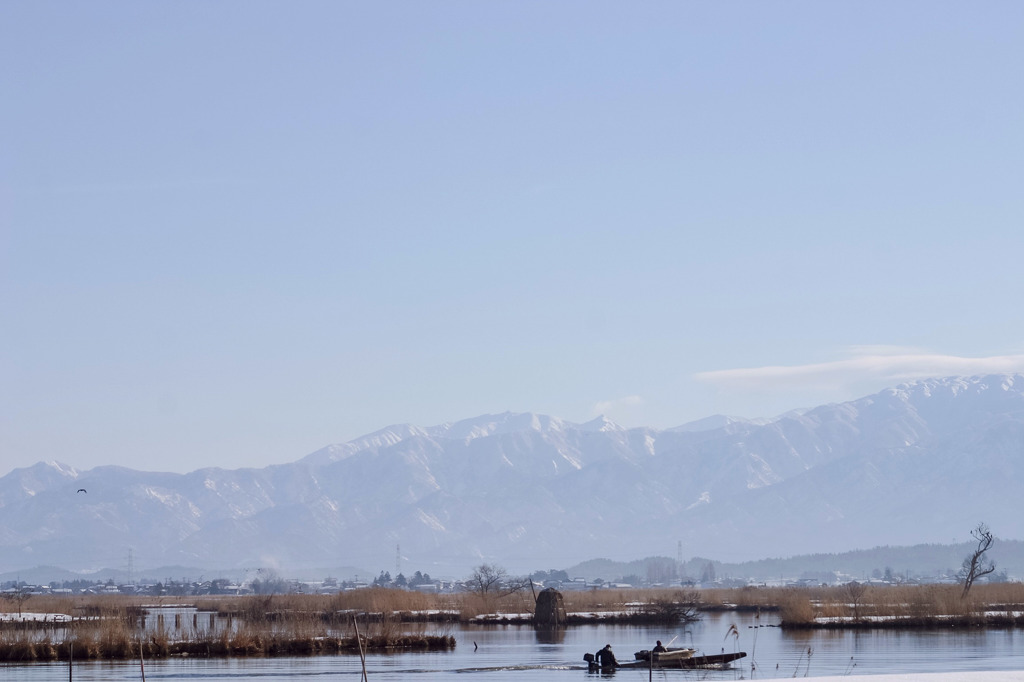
[146, 487, 177, 505]
[746, 453, 778, 488]
[0, 612, 72, 623]
[416, 509, 446, 532]
[560, 451, 583, 470]
[47, 461, 78, 477]
[801, 674, 1024, 682]
[506, 525, 527, 541]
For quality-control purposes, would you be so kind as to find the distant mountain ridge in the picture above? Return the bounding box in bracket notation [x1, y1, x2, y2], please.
[2, 374, 1023, 577]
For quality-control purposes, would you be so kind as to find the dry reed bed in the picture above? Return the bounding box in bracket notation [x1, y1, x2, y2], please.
[703, 583, 1024, 628]
[13, 587, 706, 624]
[0, 627, 455, 663]
[6, 582, 1024, 663]
[0, 592, 456, 662]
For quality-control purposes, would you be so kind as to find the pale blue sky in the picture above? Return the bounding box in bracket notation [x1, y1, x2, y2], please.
[3, 2, 1024, 476]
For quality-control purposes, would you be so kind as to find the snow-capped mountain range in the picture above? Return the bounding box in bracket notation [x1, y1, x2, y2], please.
[2, 375, 1023, 577]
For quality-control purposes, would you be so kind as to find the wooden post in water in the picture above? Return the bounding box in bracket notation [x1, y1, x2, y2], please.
[139, 638, 146, 682]
[351, 615, 368, 682]
[68, 615, 74, 682]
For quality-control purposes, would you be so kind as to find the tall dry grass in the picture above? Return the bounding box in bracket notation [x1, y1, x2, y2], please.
[712, 582, 1024, 626]
[0, 591, 457, 662]
[777, 591, 817, 625]
[5, 580, 1024, 660]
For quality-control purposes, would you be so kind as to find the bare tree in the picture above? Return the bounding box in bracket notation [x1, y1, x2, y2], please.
[958, 522, 996, 599]
[251, 568, 289, 595]
[640, 589, 702, 623]
[465, 564, 528, 601]
[843, 581, 868, 621]
[2, 584, 32, 617]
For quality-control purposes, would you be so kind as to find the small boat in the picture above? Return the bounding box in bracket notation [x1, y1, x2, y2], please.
[652, 651, 746, 669]
[634, 647, 696, 663]
[586, 649, 746, 671]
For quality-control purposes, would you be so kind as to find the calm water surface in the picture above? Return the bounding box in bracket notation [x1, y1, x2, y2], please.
[6, 612, 1024, 680]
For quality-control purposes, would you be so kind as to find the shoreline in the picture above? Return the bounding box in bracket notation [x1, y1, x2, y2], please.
[0, 634, 456, 663]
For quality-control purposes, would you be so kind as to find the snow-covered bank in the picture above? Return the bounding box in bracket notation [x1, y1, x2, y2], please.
[0, 611, 71, 622]
[799, 673, 1024, 682]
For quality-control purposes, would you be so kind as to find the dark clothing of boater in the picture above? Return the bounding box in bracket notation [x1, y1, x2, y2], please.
[596, 645, 618, 667]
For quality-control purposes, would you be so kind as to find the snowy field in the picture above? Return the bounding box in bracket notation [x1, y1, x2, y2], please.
[800, 674, 1024, 682]
[0, 612, 71, 622]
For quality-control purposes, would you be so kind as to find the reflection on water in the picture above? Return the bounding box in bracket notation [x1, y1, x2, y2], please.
[4, 611, 1024, 680]
[534, 627, 566, 645]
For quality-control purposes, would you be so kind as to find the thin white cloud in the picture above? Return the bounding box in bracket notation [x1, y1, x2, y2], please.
[695, 350, 1024, 390]
[592, 395, 643, 415]
[842, 344, 931, 357]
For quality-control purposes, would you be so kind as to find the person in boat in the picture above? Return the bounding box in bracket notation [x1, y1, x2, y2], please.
[652, 640, 667, 653]
[595, 644, 618, 667]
